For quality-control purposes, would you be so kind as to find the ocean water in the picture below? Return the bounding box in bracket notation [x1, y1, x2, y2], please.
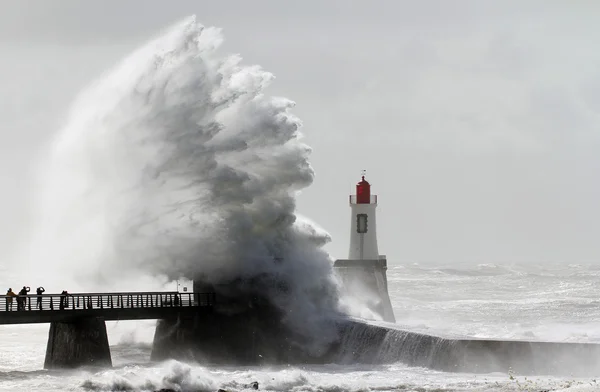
[2, 262, 600, 391]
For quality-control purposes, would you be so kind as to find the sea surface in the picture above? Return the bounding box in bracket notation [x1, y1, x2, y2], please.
[1, 262, 600, 392]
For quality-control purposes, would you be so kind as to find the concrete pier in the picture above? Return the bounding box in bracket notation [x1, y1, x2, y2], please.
[334, 257, 396, 322]
[44, 317, 112, 369]
[0, 290, 215, 369]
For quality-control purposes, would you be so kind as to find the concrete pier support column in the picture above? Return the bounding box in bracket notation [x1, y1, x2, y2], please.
[151, 316, 199, 363]
[44, 317, 112, 369]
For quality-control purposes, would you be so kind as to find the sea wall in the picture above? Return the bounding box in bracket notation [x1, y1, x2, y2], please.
[151, 274, 600, 376]
[151, 309, 600, 376]
[334, 319, 600, 376]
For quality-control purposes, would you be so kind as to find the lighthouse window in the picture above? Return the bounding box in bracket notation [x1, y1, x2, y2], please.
[357, 214, 368, 233]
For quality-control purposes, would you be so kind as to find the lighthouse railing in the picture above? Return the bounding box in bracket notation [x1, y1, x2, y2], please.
[349, 195, 377, 204]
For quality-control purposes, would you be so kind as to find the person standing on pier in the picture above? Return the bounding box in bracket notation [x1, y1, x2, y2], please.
[59, 290, 70, 310]
[18, 286, 30, 310]
[5, 288, 16, 311]
[36, 286, 45, 310]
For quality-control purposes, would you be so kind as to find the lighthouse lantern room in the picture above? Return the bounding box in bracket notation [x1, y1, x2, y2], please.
[348, 175, 379, 260]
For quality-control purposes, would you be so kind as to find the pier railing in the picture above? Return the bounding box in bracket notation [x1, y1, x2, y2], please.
[0, 291, 215, 312]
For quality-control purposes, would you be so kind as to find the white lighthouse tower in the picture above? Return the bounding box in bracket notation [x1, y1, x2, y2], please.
[349, 175, 379, 260]
[334, 174, 396, 323]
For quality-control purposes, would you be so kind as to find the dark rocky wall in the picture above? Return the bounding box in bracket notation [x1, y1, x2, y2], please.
[44, 317, 112, 369]
[151, 300, 338, 365]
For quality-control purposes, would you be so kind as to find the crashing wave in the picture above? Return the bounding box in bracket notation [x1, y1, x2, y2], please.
[27, 15, 341, 348]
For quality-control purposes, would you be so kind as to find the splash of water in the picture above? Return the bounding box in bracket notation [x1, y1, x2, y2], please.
[25, 16, 342, 347]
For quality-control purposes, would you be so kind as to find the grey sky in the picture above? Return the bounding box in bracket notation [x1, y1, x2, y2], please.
[1, 1, 600, 265]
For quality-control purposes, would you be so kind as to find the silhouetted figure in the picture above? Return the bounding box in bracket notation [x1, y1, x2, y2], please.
[59, 290, 70, 310]
[174, 293, 180, 306]
[36, 287, 45, 310]
[5, 288, 16, 311]
[18, 286, 30, 311]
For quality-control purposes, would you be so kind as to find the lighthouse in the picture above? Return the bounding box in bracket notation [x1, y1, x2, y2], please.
[334, 174, 396, 323]
[349, 176, 379, 260]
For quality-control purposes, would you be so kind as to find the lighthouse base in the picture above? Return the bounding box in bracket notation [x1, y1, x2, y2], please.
[334, 257, 396, 323]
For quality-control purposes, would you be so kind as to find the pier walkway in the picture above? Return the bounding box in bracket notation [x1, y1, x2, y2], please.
[0, 291, 216, 325]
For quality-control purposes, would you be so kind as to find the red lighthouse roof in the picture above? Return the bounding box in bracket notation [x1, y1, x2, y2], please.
[356, 176, 371, 204]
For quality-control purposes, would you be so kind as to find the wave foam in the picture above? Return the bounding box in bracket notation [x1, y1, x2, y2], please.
[25, 15, 342, 349]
